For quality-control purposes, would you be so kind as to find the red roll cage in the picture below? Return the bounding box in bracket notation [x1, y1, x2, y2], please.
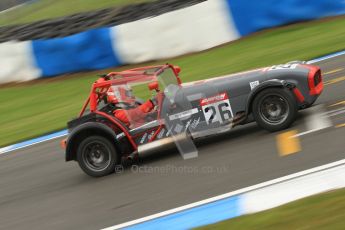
[78, 64, 181, 117]
[77, 64, 182, 150]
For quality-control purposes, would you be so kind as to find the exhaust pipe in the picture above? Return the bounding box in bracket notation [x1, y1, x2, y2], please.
[128, 132, 191, 158]
[138, 133, 189, 157]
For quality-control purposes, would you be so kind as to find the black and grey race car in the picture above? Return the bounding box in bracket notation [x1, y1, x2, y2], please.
[61, 63, 323, 177]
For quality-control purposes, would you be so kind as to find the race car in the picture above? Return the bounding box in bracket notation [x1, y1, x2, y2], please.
[61, 63, 323, 177]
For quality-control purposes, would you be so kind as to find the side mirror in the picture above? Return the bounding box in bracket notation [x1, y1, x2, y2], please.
[174, 66, 181, 74]
[148, 81, 159, 92]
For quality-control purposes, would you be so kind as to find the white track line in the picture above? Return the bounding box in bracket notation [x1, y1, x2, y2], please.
[293, 105, 332, 137]
[0, 131, 67, 155]
[327, 109, 345, 117]
[294, 105, 345, 138]
[307, 50, 345, 64]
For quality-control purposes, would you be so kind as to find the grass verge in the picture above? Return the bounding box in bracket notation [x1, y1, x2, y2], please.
[0, 0, 154, 26]
[197, 188, 345, 230]
[1, 15, 345, 147]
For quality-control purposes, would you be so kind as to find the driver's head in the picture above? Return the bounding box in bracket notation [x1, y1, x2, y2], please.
[107, 85, 135, 104]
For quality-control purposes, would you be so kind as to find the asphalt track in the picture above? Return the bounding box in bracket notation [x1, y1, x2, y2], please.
[1, 55, 345, 230]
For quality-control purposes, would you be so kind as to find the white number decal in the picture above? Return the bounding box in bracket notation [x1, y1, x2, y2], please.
[201, 93, 233, 124]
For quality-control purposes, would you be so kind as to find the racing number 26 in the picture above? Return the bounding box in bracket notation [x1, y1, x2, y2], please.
[203, 101, 233, 124]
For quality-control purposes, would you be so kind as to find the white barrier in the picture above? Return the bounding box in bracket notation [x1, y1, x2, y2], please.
[0, 41, 40, 83]
[111, 0, 239, 64]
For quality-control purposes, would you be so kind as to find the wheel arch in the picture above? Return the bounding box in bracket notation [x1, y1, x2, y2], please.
[245, 79, 295, 116]
[65, 122, 120, 162]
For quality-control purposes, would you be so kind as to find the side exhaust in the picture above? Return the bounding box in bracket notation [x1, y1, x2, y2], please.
[127, 132, 193, 160]
[138, 133, 190, 157]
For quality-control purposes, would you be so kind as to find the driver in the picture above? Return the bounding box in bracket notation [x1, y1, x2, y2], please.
[107, 85, 157, 127]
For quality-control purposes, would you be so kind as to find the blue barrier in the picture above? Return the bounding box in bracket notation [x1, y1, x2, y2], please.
[32, 27, 121, 77]
[226, 0, 345, 36]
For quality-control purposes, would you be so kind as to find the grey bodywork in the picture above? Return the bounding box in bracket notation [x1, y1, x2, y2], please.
[130, 63, 320, 144]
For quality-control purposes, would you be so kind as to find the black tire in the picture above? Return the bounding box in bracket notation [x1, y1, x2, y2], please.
[77, 136, 119, 177]
[252, 88, 297, 132]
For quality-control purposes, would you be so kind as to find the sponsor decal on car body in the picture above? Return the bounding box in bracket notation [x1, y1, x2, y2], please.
[169, 108, 199, 121]
[249, 80, 260, 90]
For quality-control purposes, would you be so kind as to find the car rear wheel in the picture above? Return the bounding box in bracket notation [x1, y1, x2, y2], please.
[252, 88, 297, 132]
[77, 136, 119, 177]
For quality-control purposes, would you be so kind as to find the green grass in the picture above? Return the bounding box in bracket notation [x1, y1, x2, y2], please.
[1, 15, 345, 147]
[198, 188, 345, 230]
[0, 0, 154, 26]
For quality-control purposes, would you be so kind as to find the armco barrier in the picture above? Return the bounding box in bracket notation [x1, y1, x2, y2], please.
[103, 159, 345, 230]
[1, 0, 345, 83]
[0, 0, 205, 42]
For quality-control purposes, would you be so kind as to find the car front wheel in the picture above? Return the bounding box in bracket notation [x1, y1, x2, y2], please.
[77, 136, 119, 177]
[252, 88, 297, 132]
